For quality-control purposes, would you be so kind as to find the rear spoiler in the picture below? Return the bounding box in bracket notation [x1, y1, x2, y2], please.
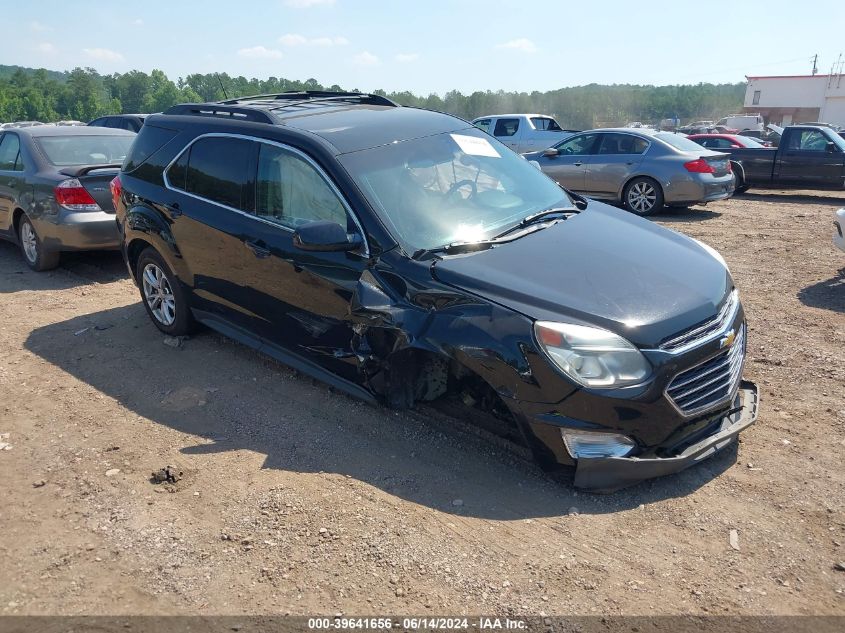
[59, 164, 122, 178]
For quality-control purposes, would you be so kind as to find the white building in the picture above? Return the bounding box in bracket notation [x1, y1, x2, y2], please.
[743, 73, 845, 126]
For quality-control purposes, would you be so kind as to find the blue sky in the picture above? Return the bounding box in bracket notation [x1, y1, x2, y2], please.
[5, 0, 845, 94]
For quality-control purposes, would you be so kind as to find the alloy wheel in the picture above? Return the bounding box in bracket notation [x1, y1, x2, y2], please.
[627, 181, 657, 214]
[20, 221, 38, 264]
[142, 263, 177, 326]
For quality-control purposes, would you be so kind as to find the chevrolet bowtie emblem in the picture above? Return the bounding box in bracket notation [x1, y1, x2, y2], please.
[720, 329, 736, 349]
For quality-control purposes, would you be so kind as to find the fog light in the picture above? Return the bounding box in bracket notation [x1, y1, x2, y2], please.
[562, 430, 636, 459]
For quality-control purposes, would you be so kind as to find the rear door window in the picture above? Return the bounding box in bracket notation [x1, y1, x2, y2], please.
[597, 133, 649, 154]
[178, 136, 254, 210]
[493, 118, 520, 137]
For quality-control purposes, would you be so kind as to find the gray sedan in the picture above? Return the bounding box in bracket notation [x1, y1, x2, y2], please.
[524, 128, 735, 215]
[0, 126, 135, 270]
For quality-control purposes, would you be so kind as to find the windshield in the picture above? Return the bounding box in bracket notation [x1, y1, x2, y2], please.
[655, 132, 713, 153]
[338, 128, 572, 252]
[35, 135, 134, 166]
[828, 130, 845, 152]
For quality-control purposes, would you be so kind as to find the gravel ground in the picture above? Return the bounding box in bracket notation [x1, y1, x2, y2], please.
[0, 190, 844, 617]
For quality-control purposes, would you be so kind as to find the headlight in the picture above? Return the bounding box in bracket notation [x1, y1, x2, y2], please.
[534, 321, 651, 388]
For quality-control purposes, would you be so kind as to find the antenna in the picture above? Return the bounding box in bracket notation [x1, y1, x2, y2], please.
[216, 74, 229, 100]
[812, 53, 818, 75]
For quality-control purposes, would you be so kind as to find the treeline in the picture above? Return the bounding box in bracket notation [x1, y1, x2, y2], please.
[0, 65, 745, 129]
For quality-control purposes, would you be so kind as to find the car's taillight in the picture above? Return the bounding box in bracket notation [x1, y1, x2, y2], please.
[110, 175, 122, 211]
[54, 179, 101, 211]
[683, 158, 715, 174]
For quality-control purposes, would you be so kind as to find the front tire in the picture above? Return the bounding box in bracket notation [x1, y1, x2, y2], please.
[623, 177, 664, 216]
[18, 216, 60, 271]
[136, 247, 193, 336]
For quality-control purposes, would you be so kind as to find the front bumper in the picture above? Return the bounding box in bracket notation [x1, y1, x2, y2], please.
[573, 381, 758, 492]
[33, 209, 120, 252]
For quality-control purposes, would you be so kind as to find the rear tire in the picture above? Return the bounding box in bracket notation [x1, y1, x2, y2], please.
[18, 216, 60, 271]
[732, 163, 750, 194]
[136, 247, 193, 336]
[623, 177, 664, 216]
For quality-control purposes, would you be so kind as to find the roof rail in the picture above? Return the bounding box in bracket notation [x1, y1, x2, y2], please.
[163, 104, 276, 123]
[217, 91, 399, 108]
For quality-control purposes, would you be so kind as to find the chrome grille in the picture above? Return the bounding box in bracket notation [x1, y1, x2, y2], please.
[666, 324, 745, 416]
[660, 289, 738, 353]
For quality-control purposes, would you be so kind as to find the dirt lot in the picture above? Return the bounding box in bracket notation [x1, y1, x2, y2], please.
[1, 190, 844, 617]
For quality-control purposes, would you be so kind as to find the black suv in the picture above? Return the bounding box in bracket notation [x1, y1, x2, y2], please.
[114, 91, 758, 491]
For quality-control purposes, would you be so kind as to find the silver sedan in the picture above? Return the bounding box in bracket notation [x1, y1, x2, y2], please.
[524, 128, 735, 216]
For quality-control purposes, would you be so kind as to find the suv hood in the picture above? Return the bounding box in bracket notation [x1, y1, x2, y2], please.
[431, 202, 732, 349]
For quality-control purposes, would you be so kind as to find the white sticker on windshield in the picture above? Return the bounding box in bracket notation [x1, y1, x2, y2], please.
[450, 134, 500, 158]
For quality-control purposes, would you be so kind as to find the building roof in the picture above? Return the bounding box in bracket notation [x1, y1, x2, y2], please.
[746, 74, 833, 80]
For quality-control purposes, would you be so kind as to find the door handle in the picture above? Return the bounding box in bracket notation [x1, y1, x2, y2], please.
[165, 202, 182, 218]
[244, 239, 271, 258]
[7, 181, 15, 187]
[574, 162, 583, 167]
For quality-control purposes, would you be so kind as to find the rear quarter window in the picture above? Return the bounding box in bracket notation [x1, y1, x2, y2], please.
[123, 125, 179, 172]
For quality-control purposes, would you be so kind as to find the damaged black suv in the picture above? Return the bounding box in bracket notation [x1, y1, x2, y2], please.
[114, 92, 758, 491]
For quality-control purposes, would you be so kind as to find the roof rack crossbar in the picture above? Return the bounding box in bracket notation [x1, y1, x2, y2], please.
[218, 91, 398, 108]
[163, 104, 276, 123]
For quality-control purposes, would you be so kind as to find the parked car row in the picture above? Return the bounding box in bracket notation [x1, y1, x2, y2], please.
[0, 114, 147, 131]
[522, 127, 735, 215]
[1, 91, 763, 492]
[0, 126, 136, 269]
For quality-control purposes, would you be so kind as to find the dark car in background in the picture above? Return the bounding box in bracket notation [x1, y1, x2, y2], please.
[715, 125, 845, 192]
[88, 114, 147, 132]
[0, 126, 135, 270]
[524, 128, 735, 215]
[113, 92, 758, 491]
[687, 133, 771, 149]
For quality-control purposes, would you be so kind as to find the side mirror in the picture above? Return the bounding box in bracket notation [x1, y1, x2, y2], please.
[543, 147, 559, 157]
[293, 220, 362, 252]
[826, 141, 837, 153]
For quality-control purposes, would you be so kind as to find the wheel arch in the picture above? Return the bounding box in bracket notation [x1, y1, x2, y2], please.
[619, 173, 663, 202]
[122, 203, 185, 284]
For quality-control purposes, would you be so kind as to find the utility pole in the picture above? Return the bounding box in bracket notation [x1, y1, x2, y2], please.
[812, 54, 818, 75]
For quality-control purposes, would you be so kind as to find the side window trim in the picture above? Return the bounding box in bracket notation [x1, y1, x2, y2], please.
[162, 132, 369, 256]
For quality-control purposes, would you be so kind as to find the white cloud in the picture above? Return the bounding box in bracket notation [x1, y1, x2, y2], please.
[35, 42, 56, 54]
[279, 33, 348, 47]
[284, 0, 335, 7]
[395, 53, 419, 63]
[30, 20, 52, 32]
[497, 38, 538, 53]
[237, 45, 284, 59]
[133, 18, 144, 26]
[83, 47, 125, 62]
[352, 51, 380, 66]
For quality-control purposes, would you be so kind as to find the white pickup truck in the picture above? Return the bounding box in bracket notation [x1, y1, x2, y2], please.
[471, 114, 578, 153]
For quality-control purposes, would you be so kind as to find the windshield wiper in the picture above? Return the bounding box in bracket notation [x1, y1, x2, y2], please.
[412, 240, 497, 260]
[412, 206, 580, 260]
[492, 206, 578, 240]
